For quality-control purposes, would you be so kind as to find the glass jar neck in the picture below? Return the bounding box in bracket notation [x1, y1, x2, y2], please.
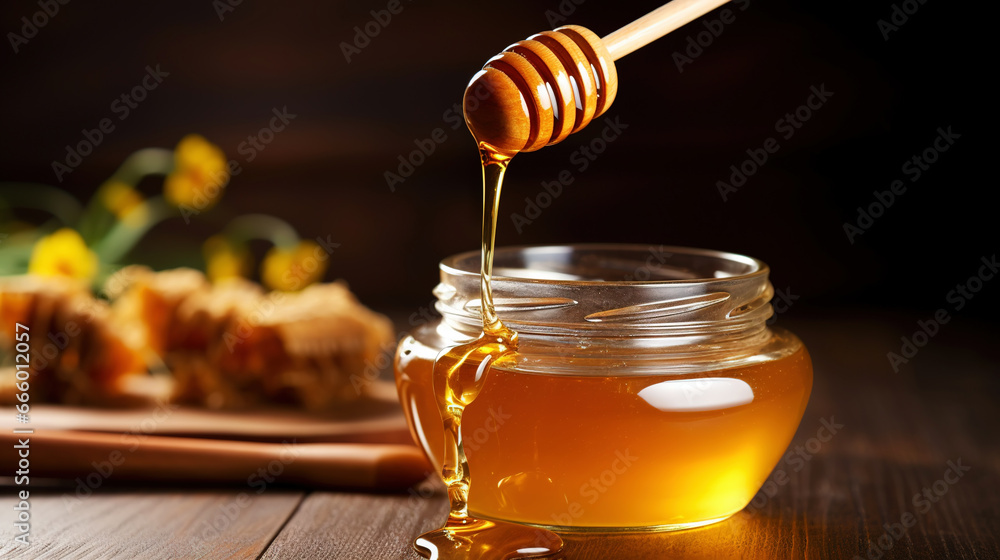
[434, 244, 775, 357]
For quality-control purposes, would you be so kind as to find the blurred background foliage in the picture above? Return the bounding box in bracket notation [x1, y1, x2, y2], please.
[0, 0, 989, 320]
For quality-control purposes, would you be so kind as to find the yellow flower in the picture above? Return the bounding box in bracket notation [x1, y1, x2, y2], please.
[203, 235, 251, 282]
[100, 181, 148, 226]
[261, 240, 327, 291]
[101, 181, 143, 217]
[164, 134, 228, 209]
[28, 228, 98, 281]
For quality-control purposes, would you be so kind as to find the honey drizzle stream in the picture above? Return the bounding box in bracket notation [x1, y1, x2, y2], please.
[479, 150, 507, 337]
[413, 147, 564, 559]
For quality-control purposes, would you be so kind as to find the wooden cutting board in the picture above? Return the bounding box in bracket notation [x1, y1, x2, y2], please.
[0, 380, 412, 444]
[0, 380, 433, 490]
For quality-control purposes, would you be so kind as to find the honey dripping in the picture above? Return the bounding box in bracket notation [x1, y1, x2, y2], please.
[412, 146, 563, 560]
[412, 23, 623, 560]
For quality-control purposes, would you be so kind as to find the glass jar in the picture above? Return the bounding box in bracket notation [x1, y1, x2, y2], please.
[394, 245, 812, 531]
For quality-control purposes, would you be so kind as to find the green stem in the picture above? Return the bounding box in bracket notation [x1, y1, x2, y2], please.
[92, 195, 174, 263]
[224, 214, 300, 249]
[0, 183, 84, 226]
[78, 148, 174, 243]
[0, 244, 34, 274]
[111, 148, 175, 184]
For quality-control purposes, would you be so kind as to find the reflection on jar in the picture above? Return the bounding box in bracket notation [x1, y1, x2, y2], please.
[395, 245, 813, 531]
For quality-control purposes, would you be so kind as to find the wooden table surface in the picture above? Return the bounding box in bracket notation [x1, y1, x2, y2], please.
[2, 312, 998, 559]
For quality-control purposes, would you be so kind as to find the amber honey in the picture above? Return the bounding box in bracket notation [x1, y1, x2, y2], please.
[398, 324, 812, 530]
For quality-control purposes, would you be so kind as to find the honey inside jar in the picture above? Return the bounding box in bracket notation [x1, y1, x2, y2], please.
[396, 245, 814, 531]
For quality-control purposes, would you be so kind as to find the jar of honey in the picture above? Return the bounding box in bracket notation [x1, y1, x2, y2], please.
[395, 244, 813, 531]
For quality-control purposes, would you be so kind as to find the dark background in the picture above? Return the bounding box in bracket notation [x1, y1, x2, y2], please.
[0, 0, 992, 328]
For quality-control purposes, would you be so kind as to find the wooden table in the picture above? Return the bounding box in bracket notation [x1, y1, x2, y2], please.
[2, 312, 998, 559]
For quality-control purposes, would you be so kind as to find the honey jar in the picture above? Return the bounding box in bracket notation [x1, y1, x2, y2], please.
[395, 244, 812, 531]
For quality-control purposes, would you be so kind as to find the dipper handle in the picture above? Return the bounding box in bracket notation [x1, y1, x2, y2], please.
[602, 0, 733, 60]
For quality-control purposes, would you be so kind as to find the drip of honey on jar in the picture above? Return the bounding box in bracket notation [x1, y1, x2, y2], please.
[412, 150, 563, 558]
[410, 32, 620, 558]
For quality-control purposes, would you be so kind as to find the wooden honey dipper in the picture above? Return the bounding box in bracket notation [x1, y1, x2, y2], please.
[464, 0, 732, 155]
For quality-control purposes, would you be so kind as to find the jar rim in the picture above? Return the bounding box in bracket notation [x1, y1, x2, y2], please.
[434, 244, 774, 340]
[440, 244, 770, 286]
